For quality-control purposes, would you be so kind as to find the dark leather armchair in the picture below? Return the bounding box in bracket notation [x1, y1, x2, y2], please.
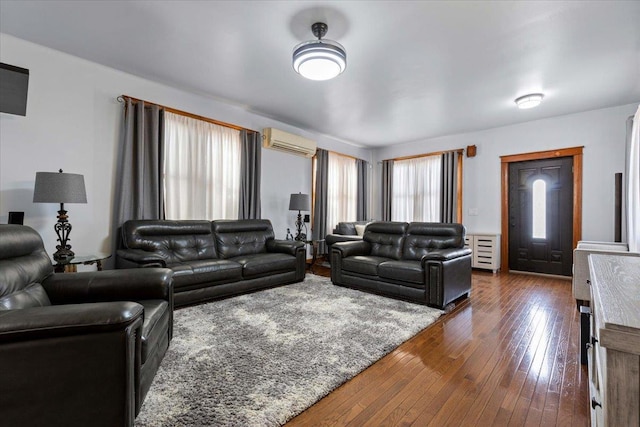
[0, 225, 174, 427]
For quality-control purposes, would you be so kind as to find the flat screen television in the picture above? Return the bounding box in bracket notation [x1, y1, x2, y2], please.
[0, 62, 29, 116]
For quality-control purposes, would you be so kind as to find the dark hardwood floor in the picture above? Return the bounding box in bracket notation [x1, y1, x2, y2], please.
[288, 263, 589, 426]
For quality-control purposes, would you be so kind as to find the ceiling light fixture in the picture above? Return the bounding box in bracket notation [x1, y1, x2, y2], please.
[515, 93, 544, 109]
[293, 22, 346, 81]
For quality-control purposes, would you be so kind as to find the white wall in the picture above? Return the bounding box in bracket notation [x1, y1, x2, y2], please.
[373, 103, 639, 242]
[0, 34, 370, 260]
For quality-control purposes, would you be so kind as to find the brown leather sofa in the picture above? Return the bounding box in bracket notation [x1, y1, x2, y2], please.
[116, 219, 306, 307]
[331, 221, 472, 309]
[0, 224, 174, 427]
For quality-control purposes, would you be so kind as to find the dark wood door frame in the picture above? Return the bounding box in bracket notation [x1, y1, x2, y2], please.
[500, 147, 583, 273]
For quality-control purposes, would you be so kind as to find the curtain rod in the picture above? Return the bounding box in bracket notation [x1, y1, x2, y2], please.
[318, 148, 369, 163]
[383, 148, 465, 163]
[117, 95, 258, 134]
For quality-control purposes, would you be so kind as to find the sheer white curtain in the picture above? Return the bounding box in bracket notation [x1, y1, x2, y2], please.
[327, 152, 357, 231]
[163, 112, 241, 220]
[628, 105, 640, 252]
[392, 155, 442, 222]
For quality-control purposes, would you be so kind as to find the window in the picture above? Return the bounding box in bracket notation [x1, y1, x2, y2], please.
[163, 112, 241, 220]
[326, 152, 357, 231]
[392, 155, 442, 222]
[532, 178, 546, 239]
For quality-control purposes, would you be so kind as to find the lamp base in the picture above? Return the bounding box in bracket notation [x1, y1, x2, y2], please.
[53, 247, 75, 262]
[294, 211, 307, 241]
[53, 204, 74, 262]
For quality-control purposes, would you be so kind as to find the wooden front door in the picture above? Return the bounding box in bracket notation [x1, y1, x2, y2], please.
[508, 157, 574, 276]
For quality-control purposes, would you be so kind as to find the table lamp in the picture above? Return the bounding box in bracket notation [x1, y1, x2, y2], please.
[289, 193, 310, 241]
[33, 169, 87, 261]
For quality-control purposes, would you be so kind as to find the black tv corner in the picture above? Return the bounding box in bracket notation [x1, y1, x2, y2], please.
[0, 62, 29, 116]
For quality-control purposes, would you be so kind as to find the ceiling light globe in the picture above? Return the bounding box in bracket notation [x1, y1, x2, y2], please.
[297, 58, 341, 81]
[515, 93, 544, 109]
[292, 26, 346, 81]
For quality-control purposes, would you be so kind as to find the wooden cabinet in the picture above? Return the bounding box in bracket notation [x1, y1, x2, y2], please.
[588, 254, 640, 427]
[465, 233, 501, 273]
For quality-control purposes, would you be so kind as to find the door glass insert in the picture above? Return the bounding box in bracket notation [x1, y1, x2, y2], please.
[532, 178, 546, 239]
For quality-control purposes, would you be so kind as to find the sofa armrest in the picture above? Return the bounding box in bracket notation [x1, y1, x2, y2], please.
[0, 303, 142, 426]
[117, 248, 167, 268]
[0, 302, 143, 342]
[266, 239, 305, 256]
[325, 234, 363, 245]
[332, 240, 372, 258]
[424, 255, 472, 309]
[331, 241, 371, 284]
[421, 248, 472, 264]
[42, 268, 174, 305]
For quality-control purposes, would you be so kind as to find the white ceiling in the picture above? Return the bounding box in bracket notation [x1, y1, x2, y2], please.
[1, 1, 639, 147]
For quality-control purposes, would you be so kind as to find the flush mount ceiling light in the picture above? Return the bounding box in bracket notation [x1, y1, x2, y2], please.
[293, 22, 346, 81]
[515, 93, 544, 109]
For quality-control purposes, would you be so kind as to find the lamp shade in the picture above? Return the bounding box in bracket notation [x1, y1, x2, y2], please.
[289, 193, 310, 211]
[33, 171, 87, 204]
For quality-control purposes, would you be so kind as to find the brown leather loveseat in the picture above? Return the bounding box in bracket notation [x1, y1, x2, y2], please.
[0, 224, 174, 427]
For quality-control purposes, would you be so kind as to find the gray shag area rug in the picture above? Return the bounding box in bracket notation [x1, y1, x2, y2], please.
[135, 274, 443, 427]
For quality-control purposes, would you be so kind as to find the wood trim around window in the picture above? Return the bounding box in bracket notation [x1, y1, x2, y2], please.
[386, 148, 464, 162]
[119, 95, 258, 133]
[500, 146, 583, 273]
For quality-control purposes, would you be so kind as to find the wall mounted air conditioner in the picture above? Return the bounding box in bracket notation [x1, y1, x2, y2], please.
[262, 128, 317, 158]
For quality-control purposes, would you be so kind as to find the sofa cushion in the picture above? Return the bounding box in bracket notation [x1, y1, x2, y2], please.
[355, 224, 368, 236]
[404, 222, 465, 260]
[0, 282, 51, 310]
[138, 300, 169, 364]
[363, 222, 408, 260]
[342, 256, 389, 276]
[230, 253, 297, 279]
[213, 219, 275, 259]
[169, 260, 242, 288]
[335, 222, 355, 235]
[122, 220, 217, 263]
[0, 225, 55, 303]
[378, 260, 424, 285]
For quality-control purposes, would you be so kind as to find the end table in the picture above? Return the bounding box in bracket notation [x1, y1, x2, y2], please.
[53, 253, 111, 273]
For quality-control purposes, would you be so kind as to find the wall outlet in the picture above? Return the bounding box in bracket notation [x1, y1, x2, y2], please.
[468, 208, 479, 216]
[303, 214, 310, 223]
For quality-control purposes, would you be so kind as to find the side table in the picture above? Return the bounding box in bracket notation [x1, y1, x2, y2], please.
[306, 239, 325, 273]
[53, 253, 111, 273]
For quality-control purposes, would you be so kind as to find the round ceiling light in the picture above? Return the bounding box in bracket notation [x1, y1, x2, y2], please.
[515, 93, 544, 109]
[293, 22, 346, 81]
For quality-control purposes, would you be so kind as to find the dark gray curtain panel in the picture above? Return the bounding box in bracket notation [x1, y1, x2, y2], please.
[356, 158, 369, 221]
[313, 149, 329, 254]
[381, 160, 394, 221]
[440, 151, 459, 223]
[109, 99, 165, 268]
[239, 130, 262, 219]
